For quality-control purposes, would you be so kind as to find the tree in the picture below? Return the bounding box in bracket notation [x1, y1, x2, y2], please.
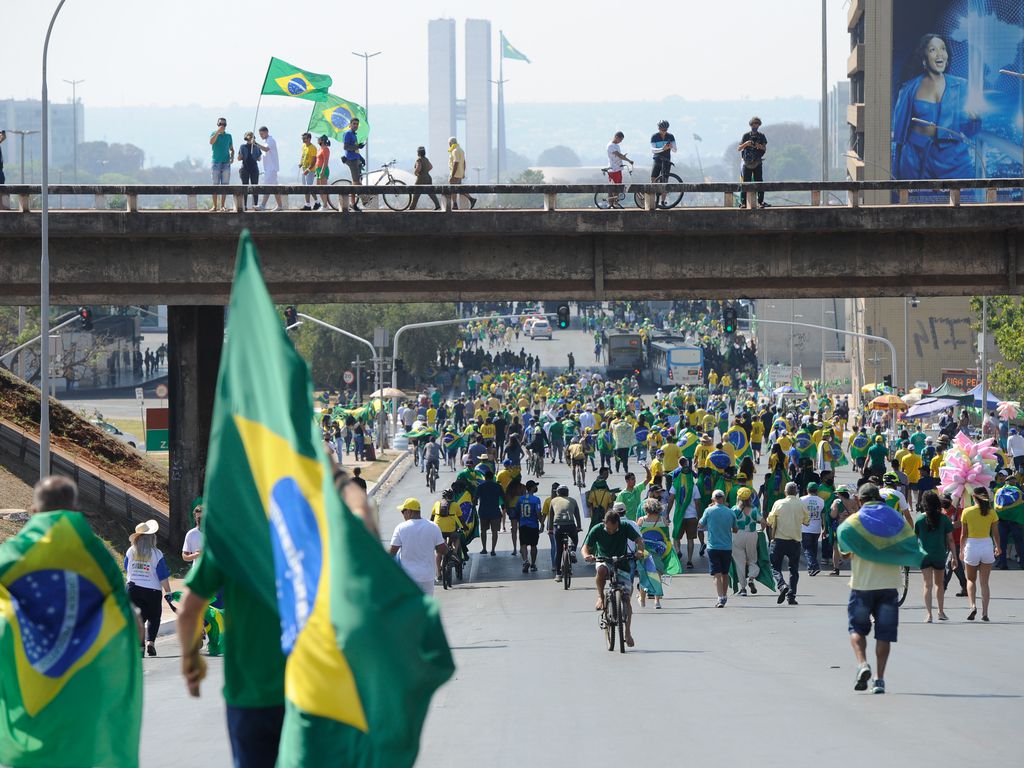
[970, 296, 1024, 400]
[77, 141, 145, 176]
[536, 145, 581, 167]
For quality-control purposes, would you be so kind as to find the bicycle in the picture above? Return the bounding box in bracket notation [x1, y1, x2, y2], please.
[330, 159, 410, 211]
[634, 161, 683, 210]
[426, 462, 439, 494]
[595, 555, 634, 653]
[594, 165, 635, 209]
[572, 460, 587, 490]
[897, 565, 910, 607]
[440, 535, 464, 590]
[555, 529, 577, 590]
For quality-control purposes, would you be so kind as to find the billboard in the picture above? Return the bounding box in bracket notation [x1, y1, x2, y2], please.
[892, 0, 1024, 196]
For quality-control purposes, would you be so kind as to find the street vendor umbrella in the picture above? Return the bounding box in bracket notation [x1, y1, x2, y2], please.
[369, 387, 405, 399]
[907, 397, 960, 419]
[869, 394, 908, 411]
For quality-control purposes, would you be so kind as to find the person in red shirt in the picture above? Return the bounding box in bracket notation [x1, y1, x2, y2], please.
[941, 493, 967, 596]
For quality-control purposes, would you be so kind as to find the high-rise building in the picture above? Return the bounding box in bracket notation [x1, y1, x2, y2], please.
[427, 18, 494, 181]
[827, 80, 851, 177]
[1, 98, 82, 178]
[428, 19, 457, 171]
[464, 19, 492, 182]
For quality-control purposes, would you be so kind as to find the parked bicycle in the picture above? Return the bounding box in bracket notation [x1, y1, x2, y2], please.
[596, 555, 634, 653]
[635, 161, 684, 210]
[330, 159, 411, 211]
[594, 165, 635, 209]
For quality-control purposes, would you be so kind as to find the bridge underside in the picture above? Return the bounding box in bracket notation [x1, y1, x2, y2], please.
[0, 205, 1021, 304]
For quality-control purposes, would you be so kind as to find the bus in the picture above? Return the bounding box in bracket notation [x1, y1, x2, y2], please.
[648, 342, 704, 387]
[603, 330, 644, 379]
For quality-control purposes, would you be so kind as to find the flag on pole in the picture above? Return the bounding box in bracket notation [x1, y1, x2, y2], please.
[261, 57, 332, 101]
[501, 32, 531, 62]
[693, 133, 703, 142]
[204, 230, 454, 768]
[0, 512, 142, 768]
[308, 94, 370, 145]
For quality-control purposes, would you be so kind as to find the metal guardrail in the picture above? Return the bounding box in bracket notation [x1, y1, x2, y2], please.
[2, 178, 1022, 213]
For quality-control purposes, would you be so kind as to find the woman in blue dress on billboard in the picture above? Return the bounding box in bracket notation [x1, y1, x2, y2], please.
[892, 34, 978, 180]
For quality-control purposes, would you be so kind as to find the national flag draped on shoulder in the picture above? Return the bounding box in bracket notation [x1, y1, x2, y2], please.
[203, 230, 453, 768]
[261, 57, 332, 101]
[0, 511, 142, 768]
[308, 94, 370, 145]
[501, 32, 530, 62]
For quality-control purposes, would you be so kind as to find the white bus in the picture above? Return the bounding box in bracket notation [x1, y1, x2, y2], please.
[648, 342, 704, 387]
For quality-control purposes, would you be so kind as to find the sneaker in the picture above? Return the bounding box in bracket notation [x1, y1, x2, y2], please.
[530, 564, 537, 572]
[699, 543, 707, 557]
[855, 663, 872, 691]
[255, 204, 266, 211]
[715, 599, 725, 608]
[871, 679, 886, 695]
[470, 197, 478, 210]
[738, 589, 748, 597]
[759, 202, 772, 208]
[522, 561, 530, 573]
[555, 575, 562, 582]
[809, 568, 820, 577]
[312, 202, 321, 211]
[301, 205, 312, 211]
[748, 579, 757, 594]
[777, 585, 789, 604]
[787, 597, 799, 605]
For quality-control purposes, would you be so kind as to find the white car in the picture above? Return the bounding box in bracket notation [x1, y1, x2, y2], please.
[528, 318, 552, 340]
[90, 419, 146, 453]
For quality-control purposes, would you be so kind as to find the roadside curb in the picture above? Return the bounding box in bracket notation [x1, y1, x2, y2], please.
[368, 450, 413, 499]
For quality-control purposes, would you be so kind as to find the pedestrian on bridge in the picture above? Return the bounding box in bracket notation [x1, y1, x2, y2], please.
[738, 116, 768, 208]
[237, 132, 262, 211]
[411, 146, 441, 210]
[208, 117, 234, 212]
[447, 137, 477, 210]
[255, 126, 283, 211]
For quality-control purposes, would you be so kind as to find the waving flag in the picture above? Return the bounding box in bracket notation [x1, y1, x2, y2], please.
[308, 94, 370, 145]
[261, 57, 332, 101]
[500, 32, 531, 62]
[640, 521, 682, 575]
[0, 512, 141, 768]
[677, 430, 699, 460]
[995, 484, 1024, 525]
[836, 503, 925, 566]
[724, 425, 751, 462]
[205, 231, 453, 768]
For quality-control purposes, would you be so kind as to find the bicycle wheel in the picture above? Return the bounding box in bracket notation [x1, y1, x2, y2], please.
[330, 178, 351, 211]
[604, 595, 616, 651]
[593, 191, 626, 209]
[427, 471, 436, 494]
[614, 590, 627, 653]
[562, 549, 572, 590]
[383, 179, 411, 211]
[441, 560, 452, 590]
[455, 556, 464, 581]
[658, 173, 684, 209]
[897, 566, 910, 606]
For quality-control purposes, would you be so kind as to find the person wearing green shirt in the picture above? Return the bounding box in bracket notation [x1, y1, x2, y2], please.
[582, 510, 645, 647]
[616, 465, 652, 520]
[909, 428, 927, 454]
[867, 436, 889, 477]
[209, 116, 234, 212]
[549, 420, 565, 464]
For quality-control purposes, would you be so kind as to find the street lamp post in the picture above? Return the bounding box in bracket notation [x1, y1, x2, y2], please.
[62, 78, 84, 181]
[40, 0, 70, 478]
[352, 51, 381, 168]
[9, 130, 41, 183]
[821, 0, 828, 183]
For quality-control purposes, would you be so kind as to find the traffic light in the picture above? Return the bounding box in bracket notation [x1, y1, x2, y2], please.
[556, 305, 570, 330]
[883, 374, 893, 388]
[722, 306, 737, 335]
[78, 306, 93, 331]
[284, 306, 298, 327]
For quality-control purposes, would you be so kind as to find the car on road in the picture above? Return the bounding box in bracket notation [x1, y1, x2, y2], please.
[527, 318, 553, 340]
[90, 419, 146, 453]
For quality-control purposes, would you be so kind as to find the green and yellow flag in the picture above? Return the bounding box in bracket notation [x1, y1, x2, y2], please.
[206, 230, 454, 768]
[0, 512, 142, 768]
[261, 57, 332, 101]
[501, 32, 530, 62]
[308, 94, 370, 145]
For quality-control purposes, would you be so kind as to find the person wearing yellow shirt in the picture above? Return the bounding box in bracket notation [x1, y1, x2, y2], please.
[425, 406, 437, 427]
[431, 495, 467, 564]
[702, 413, 716, 435]
[693, 435, 714, 470]
[750, 419, 765, 462]
[646, 429, 664, 454]
[661, 440, 681, 470]
[480, 420, 497, 442]
[649, 452, 665, 485]
[721, 373, 732, 389]
[899, 447, 923, 507]
[708, 370, 719, 390]
[776, 433, 793, 454]
[688, 408, 702, 428]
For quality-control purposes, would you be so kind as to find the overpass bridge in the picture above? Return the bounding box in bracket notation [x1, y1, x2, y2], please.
[2, 178, 1021, 545]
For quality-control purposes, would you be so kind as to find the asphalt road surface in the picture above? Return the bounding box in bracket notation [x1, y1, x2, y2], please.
[142, 328, 1020, 766]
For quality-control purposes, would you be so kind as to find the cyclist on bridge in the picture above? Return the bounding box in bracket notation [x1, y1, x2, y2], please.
[650, 120, 677, 185]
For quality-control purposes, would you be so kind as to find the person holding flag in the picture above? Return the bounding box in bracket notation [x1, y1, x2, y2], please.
[837, 483, 926, 694]
[637, 497, 682, 608]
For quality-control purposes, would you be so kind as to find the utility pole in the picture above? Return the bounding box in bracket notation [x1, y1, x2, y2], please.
[352, 356, 364, 405]
[351, 51, 381, 168]
[490, 74, 509, 183]
[63, 78, 84, 182]
[9, 130, 40, 183]
[821, 0, 828, 182]
[981, 296, 989, 426]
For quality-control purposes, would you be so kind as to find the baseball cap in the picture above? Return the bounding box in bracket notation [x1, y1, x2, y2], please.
[736, 487, 753, 501]
[874, 436, 884, 443]
[882, 472, 899, 483]
[397, 498, 421, 512]
[807, 482, 819, 493]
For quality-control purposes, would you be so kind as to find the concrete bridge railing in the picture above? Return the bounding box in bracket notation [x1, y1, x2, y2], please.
[3, 178, 1022, 213]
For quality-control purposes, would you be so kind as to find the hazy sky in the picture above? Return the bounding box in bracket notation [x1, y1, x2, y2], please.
[6, 0, 852, 108]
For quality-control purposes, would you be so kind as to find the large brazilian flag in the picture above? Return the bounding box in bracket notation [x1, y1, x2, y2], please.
[308, 94, 370, 145]
[836, 503, 925, 566]
[0, 512, 142, 767]
[261, 57, 332, 101]
[204, 231, 454, 768]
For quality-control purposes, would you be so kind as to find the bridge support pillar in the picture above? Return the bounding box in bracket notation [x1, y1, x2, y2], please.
[167, 305, 224, 549]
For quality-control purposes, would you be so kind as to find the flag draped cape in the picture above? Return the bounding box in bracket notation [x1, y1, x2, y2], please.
[836, 503, 925, 566]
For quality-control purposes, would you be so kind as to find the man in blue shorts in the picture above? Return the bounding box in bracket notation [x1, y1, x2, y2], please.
[699, 489, 738, 607]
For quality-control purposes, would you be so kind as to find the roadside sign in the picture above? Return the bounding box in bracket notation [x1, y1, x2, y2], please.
[342, 370, 355, 385]
[154, 383, 168, 399]
[373, 327, 390, 348]
[145, 407, 169, 451]
[135, 387, 144, 402]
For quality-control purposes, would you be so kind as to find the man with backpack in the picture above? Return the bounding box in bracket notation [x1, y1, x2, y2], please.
[547, 486, 582, 582]
[738, 116, 769, 208]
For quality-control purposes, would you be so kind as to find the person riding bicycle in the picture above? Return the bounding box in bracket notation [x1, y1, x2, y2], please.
[605, 131, 634, 208]
[547, 485, 582, 583]
[526, 425, 549, 477]
[650, 120, 677, 186]
[880, 472, 914, 527]
[567, 437, 587, 485]
[582, 509, 646, 648]
[431, 490, 467, 570]
[422, 437, 441, 479]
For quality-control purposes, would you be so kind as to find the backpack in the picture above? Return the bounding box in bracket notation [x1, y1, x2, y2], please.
[438, 499, 452, 517]
[553, 500, 575, 526]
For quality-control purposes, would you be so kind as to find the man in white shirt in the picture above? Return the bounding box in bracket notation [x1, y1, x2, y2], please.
[1008, 428, 1024, 474]
[605, 131, 633, 208]
[182, 504, 204, 569]
[800, 483, 825, 576]
[579, 405, 596, 432]
[255, 126, 283, 211]
[389, 497, 446, 594]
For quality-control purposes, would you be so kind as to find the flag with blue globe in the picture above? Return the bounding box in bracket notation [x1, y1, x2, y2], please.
[261, 57, 332, 102]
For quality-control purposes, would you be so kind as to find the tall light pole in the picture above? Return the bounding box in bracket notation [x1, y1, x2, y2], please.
[40, 0, 69, 478]
[8, 129, 40, 182]
[821, 0, 828, 182]
[62, 77, 84, 181]
[352, 50, 381, 168]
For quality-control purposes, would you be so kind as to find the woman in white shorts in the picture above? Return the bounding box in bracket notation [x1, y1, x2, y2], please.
[960, 486, 1001, 622]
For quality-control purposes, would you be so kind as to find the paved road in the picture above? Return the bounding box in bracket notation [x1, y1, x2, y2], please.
[142, 330, 1020, 765]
